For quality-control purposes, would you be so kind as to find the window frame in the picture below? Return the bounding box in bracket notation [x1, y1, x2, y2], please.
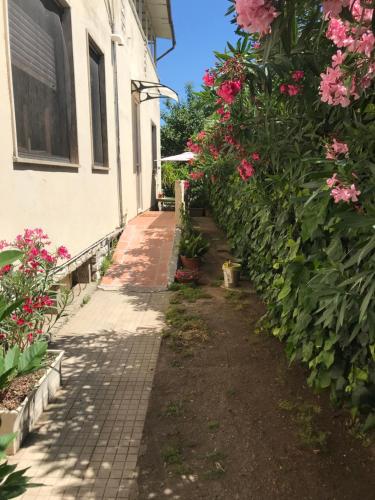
[87, 33, 109, 171]
[6, 0, 79, 168]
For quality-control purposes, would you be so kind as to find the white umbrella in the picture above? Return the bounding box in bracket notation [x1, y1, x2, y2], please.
[161, 152, 196, 162]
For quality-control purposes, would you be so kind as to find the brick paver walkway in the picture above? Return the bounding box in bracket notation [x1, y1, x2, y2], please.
[101, 212, 175, 291]
[10, 212, 175, 500]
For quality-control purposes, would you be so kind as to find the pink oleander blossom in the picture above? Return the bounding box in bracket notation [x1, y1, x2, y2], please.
[203, 70, 215, 87]
[57, 245, 71, 260]
[183, 180, 190, 190]
[189, 171, 205, 181]
[322, 0, 350, 19]
[331, 184, 361, 203]
[292, 70, 304, 82]
[327, 173, 339, 188]
[319, 66, 351, 107]
[217, 80, 242, 104]
[326, 18, 353, 48]
[235, 0, 280, 34]
[187, 139, 202, 155]
[252, 152, 260, 161]
[238, 159, 255, 181]
[325, 139, 349, 159]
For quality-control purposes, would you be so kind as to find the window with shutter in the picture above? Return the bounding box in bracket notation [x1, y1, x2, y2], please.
[89, 39, 108, 168]
[8, 0, 77, 163]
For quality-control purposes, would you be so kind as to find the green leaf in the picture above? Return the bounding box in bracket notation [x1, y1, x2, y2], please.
[17, 341, 47, 375]
[0, 250, 22, 268]
[363, 413, 375, 432]
[359, 281, 375, 323]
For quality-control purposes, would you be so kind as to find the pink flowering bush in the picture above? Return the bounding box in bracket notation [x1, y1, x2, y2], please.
[172, 0, 375, 424]
[0, 229, 71, 351]
[234, 0, 279, 34]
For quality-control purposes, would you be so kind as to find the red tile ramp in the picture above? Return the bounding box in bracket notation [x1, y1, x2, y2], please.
[100, 211, 176, 292]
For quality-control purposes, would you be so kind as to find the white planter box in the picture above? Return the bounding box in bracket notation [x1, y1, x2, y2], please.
[0, 350, 64, 455]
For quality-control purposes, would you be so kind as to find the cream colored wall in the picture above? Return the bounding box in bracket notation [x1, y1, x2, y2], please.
[0, 0, 162, 257]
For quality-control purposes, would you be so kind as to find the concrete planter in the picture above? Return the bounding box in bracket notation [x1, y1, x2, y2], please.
[0, 350, 64, 455]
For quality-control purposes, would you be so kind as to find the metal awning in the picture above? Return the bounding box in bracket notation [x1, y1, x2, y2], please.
[161, 152, 196, 162]
[131, 80, 179, 103]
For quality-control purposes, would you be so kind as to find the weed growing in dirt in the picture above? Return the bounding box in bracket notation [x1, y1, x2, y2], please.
[208, 421, 220, 431]
[161, 444, 183, 466]
[210, 277, 223, 287]
[165, 401, 184, 417]
[224, 289, 251, 310]
[278, 400, 329, 450]
[169, 283, 212, 304]
[170, 359, 182, 368]
[203, 450, 226, 480]
[163, 305, 210, 350]
[81, 295, 91, 307]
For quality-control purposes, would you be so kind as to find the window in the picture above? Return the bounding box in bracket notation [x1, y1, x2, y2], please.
[88, 39, 108, 167]
[8, 0, 77, 162]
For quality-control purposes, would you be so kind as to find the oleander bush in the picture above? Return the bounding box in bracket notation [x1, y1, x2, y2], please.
[182, 0, 375, 427]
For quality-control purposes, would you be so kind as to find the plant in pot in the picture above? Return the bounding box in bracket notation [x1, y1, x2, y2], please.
[175, 268, 199, 284]
[0, 230, 71, 453]
[179, 232, 209, 270]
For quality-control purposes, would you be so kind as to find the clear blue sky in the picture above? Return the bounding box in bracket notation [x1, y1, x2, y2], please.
[157, 0, 239, 101]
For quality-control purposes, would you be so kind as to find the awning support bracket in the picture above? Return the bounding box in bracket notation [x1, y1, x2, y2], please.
[131, 80, 179, 103]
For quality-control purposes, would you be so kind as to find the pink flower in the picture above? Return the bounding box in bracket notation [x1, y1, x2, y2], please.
[57, 245, 71, 260]
[319, 66, 351, 107]
[325, 139, 349, 159]
[197, 131, 206, 141]
[326, 18, 353, 48]
[0, 264, 12, 276]
[326, 173, 339, 188]
[322, 0, 349, 19]
[189, 171, 205, 181]
[209, 145, 220, 160]
[187, 139, 202, 155]
[183, 180, 190, 190]
[292, 70, 304, 82]
[356, 32, 375, 58]
[253, 41, 261, 49]
[203, 70, 215, 87]
[235, 0, 280, 34]
[331, 184, 361, 203]
[332, 50, 345, 68]
[287, 84, 301, 96]
[238, 159, 255, 181]
[217, 80, 242, 104]
[251, 152, 260, 161]
[279, 83, 288, 94]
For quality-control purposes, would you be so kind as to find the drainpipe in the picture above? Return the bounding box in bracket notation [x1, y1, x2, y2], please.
[156, 0, 176, 62]
[108, 0, 125, 227]
[111, 41, 125, 227]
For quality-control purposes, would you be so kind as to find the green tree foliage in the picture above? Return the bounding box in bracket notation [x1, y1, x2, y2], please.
[161, 84, 213, 157]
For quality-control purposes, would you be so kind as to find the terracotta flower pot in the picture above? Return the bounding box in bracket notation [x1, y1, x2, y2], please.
[180, 255, 200, 270]
[175, 269, 199, 284]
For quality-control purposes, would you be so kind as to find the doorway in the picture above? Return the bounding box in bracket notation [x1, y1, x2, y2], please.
[132, 96, 142, 213]
[151, 123, 158, 209]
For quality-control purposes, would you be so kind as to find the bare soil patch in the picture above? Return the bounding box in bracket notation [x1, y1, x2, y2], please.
[137, 216, 375, 500]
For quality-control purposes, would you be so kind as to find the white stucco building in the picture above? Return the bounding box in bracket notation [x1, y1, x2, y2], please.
[0, 0, 176, 279]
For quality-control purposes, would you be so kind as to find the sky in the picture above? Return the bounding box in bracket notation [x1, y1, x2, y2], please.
[157, 0, 239, 102]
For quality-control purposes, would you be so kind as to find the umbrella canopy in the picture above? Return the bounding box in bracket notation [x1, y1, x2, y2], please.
[161, 152, 196, 162]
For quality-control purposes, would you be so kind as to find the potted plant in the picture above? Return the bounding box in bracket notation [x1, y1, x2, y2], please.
[222, 260, 241, 288]
[175, 268, 199, 284]
[0, 230, 71, 454]
[179, 232, 209, 270]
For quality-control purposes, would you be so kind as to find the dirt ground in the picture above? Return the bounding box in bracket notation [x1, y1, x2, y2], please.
[136, 216, 375, 500]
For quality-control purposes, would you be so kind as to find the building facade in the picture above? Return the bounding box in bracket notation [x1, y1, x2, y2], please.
[0, 0, 175, 276]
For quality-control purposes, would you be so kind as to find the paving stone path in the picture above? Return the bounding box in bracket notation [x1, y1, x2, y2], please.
[11, 212, 175, 500]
